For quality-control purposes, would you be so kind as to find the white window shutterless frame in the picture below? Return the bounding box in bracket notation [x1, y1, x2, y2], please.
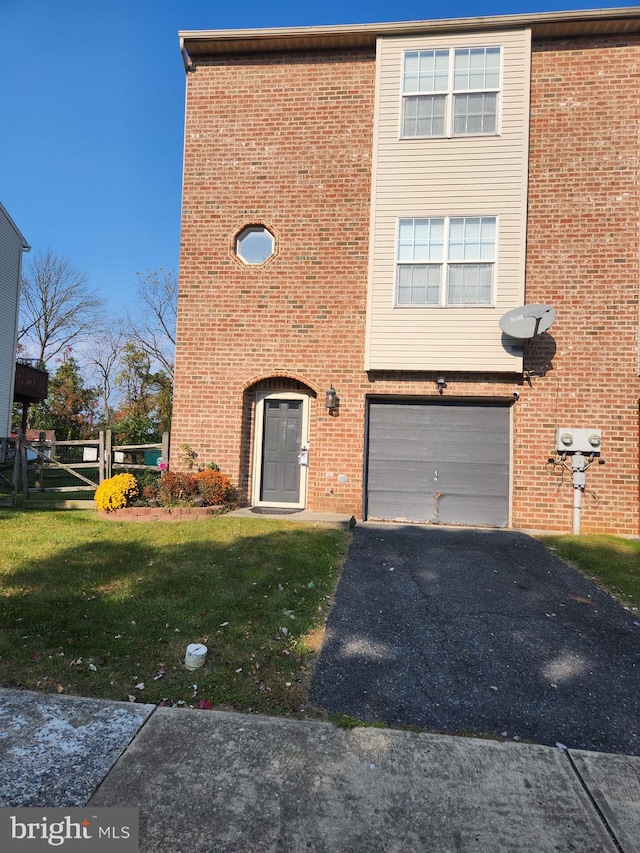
[396, 216, 498, 307]
[401, 47, 502, 139]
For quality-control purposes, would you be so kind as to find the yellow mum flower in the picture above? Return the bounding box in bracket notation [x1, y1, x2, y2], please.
[95, 473, 139, 512]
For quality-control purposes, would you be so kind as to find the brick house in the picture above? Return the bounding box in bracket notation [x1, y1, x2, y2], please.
[172, 8, 640, 534]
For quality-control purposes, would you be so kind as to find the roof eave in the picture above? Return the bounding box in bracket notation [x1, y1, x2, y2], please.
[179, 7, 640, 58]
[0, 202, 30, 251]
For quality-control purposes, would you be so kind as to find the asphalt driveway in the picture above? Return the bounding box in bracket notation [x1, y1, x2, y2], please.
[309, 524, 640, 755]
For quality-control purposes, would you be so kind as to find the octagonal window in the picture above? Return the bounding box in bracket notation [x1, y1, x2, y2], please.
[236, 225, 275, 265]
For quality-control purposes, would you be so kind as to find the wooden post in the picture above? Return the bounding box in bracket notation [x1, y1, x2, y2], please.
[105, 429, 113, 479]
[34, 433, 45, 491]
[11, 436, 20, 508]
[18, 432, 29, 502]
[98, 430, 105, 483]
[161, 432, 170, 467]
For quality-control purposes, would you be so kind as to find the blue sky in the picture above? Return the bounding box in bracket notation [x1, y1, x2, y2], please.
[0, 0, 625, 314]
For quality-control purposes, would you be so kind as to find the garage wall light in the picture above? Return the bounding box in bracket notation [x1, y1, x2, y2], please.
[325, 385, 337, 410]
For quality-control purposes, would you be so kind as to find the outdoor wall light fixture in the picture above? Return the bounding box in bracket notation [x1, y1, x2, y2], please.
[436, 376, 447, 395]
[325, 385, 338, 410]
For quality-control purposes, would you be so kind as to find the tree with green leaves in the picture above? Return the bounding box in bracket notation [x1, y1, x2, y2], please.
[110, 343, 172, 445]
[30, 351, 98, 440]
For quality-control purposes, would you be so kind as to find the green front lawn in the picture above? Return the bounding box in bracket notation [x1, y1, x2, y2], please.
[538, 533, 640, 611]
[0, 511, 349, 714]
[2, 510, 637, 717]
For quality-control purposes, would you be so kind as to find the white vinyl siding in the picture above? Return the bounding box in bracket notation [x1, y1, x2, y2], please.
[0, 206, 28, 436]
[365, 28, 531, 372]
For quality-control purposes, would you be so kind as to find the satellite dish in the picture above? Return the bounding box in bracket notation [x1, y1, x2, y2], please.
[499, 304, 556, 340]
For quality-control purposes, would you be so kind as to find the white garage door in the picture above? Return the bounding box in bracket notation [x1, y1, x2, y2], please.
[366, 401, 510, 527]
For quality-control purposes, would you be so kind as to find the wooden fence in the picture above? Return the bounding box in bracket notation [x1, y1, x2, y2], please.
[0, 437, 20, 507]
[0, 431, 169, 507]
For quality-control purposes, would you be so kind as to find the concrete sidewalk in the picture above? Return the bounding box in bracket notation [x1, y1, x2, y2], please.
[1, 689, 639, 852]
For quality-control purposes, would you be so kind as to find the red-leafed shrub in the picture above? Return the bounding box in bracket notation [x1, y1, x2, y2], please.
[157, 471, 199, 506]
[193, 469, 236, 506]
[142, 484, 159, 501]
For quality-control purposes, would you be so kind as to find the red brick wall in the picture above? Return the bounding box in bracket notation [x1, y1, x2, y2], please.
[174, 36, 640, 533]
[172, 49, 377, 510]
[516, 36, 640, 533]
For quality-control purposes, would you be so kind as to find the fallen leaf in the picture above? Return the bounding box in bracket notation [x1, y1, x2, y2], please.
[197, 699, 213, 710]
[570, 595, 593, 606]
[135, 682, 145, 690]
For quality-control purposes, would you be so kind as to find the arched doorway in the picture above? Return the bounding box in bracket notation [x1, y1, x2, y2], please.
[244, 377, 316, 510]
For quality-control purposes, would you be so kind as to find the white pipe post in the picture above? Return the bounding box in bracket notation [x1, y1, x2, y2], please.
[571, 452, 586, 535]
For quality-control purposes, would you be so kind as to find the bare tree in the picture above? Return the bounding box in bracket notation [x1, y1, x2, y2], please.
[85, 324, 126, 426]
[18, 248, 105, 366]
[127, 268, 177, 382]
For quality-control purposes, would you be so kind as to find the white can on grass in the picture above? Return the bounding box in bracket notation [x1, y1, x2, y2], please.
[185, 643, 208, 670]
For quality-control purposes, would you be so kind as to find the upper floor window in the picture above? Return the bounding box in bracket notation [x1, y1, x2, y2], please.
[401, 47, 501, 138]
[396, 216, 496, 306]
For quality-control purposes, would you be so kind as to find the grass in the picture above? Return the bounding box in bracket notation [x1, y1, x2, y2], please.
[538, 534, 640, 610]
[0, 510, 350, 715]
[2, 511, 637, 721]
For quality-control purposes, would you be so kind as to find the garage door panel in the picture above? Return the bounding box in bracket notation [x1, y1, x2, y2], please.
[368, 441, 434, 463]
[369, 461, 508, 498]
[439, 493, 508, 527]
[426, 436, 509, 466]
[432, 461, 509, 497]
[370, 434, 508, 466]
[369, 454, 433, 482]
[365, 489, 436, 523]
[366, 402, 510, 527]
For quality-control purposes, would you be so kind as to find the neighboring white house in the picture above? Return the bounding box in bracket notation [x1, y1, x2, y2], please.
[0, 203, 30, 437]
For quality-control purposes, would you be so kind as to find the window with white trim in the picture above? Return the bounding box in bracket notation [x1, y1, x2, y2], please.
[401, 47, 501, 138]
[396, 216, 497, 306]
[235, 225, 275, 264]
